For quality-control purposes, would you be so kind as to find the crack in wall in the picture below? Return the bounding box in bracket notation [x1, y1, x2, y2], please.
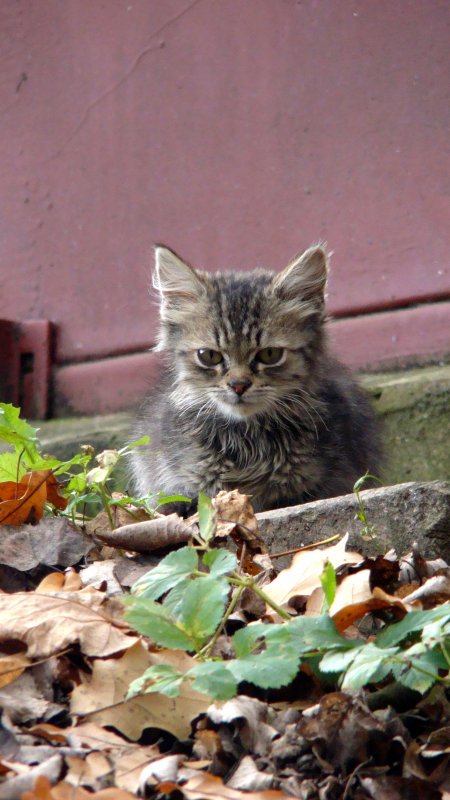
[42, 0, 204, 164]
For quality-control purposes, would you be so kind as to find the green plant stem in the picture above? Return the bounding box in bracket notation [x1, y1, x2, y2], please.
[390, 656, 450, 686]
[99, 483, 115, 530]
[440, 639, 450, 669]
[228, 574, 292, 621]
[198, 584, 246, 659]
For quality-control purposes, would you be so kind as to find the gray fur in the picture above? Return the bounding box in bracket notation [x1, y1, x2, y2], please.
[129, 245, 381, 512]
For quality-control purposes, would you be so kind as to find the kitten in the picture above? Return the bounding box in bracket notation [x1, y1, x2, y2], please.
[129, 245, 381, 512]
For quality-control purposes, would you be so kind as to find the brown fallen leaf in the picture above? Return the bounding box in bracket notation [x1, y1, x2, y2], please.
[0, 470, 67, 526]
[21, 775, 136, 799]
[0, 471, 48, 525]
[93, 513, 194, 551]
[0, 589, 138, 658]
[264, 535, 361, 612]
[330, 573, 411, 632]
[85, 496, 151, 537]
[0, 517, 93, 572]
[180, 772, 288, 799]
[213, 490, 259, 539]
[0, 753, 63, 800]
[0, 653, 31, 689]
[58, 722, 160, 794]
[71, 641, 211, 741]
[402, 572, 450, 606]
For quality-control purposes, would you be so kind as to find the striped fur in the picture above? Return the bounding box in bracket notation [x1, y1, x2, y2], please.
[129, 245, 381, 512]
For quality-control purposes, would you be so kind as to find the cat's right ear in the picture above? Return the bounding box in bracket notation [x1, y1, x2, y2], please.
[153, 246, 205, 302]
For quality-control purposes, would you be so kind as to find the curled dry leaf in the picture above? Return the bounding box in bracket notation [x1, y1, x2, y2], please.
[93, 513, 194, 552]
[264, 534, 361, 612]
[402, 572, 450, 606]
[213, 490, 259, 539]
[329, 572, 412, 632]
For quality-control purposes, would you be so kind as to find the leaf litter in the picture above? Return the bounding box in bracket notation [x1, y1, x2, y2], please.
[0, 456, 449, 798]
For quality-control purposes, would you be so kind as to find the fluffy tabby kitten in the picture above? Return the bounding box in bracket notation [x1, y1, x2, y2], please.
[129, 245, 381, 512]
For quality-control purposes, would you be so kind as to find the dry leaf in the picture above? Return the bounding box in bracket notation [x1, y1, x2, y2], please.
[0, 653, 30, 689]
[71, 641, 211, 741]
[0, 517, 93, 572]
[93, 513, 193, 551]
[402, 573, 450, 606]
[0, 471, 67, 526]
[0, 589, 137, 658]
[264, 535, 361, 611]
[21, 775, 136, 799]
[181, 772, 287, 799]
[330, 573, 411, 632]
[61, 722, 160, 794]
[213, 490, 259, 538]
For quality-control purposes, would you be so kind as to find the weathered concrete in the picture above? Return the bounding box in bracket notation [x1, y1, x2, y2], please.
[35, 364, 449, 490]
[256, 481, 450, 562]
[361, 363, 450, 485]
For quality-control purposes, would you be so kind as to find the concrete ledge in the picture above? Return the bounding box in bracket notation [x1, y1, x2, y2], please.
[256, 481, 450, 563]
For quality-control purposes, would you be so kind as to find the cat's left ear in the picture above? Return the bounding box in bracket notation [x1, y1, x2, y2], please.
[153, 246, 206, 301]
[272, 245, 328, 301]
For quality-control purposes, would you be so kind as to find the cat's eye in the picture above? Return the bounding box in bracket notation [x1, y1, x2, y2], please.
[255, 347, 285, 366]
[196, 348, 224, 367]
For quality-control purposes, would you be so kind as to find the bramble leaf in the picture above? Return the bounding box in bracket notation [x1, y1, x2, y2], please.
[203, 548, 237, 577]
[188, 661, 237, 700]
[123, 597, 195, 651]
[131, 546, 198, 599]
[126, 664, 184, 699]
[376, 603, 450, 647]
[177, 576, 229, 646]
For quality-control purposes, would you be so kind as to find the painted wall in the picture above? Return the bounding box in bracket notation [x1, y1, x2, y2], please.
[0, 0, 449, 414]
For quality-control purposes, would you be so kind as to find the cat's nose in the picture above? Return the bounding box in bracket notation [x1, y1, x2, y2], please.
[228, 378, 252, 396]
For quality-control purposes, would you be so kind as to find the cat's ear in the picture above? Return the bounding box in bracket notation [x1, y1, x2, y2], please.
[272, 245, 328, 301]
[153, 246, 206, 301]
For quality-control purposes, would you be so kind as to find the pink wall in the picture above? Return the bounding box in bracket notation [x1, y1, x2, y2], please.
[0, 0, 449, 414]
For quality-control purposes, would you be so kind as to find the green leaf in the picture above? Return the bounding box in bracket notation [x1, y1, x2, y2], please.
[232, 622, 274, 658]
[391, 647, 448, 694]
[131, 547, 199, 599]
[340, 642, 399, 691]
[202, 549, 237, 577]
[123, 597, 195, 650]
[197, 492, 216, 543]
[155, 493, 192, 507]
[177, 576, 229, 645]
[0, 403, 41, 463]
[126, 664, 184, 699]
[0, 451, 27, 482]
[287, 614, 360, 653]
[320, 561, 337, 610]
[228, 644, 300, 690]
[162, 577, 194, 617]
[188, 661, 237, 700]
[319, 647, 363, 674]
[376, 603, 450, 648]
